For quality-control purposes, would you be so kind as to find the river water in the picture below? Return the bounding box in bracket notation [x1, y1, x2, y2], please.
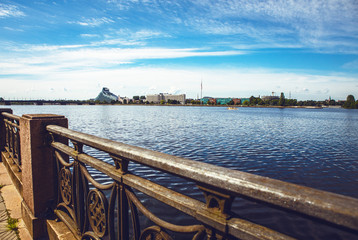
[8, 105, 358, 239]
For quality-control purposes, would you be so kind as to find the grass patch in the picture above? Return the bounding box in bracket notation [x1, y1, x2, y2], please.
[7, 217, 19, 233]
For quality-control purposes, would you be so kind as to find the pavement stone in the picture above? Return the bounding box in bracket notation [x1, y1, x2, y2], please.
[0, 188, 18, 240]
[0, 162, 24, 240]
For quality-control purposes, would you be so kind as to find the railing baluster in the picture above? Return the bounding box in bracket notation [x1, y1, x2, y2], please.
[1, 112, 22, 171]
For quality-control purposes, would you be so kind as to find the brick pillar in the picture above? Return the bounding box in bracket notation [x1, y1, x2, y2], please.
[0, 108, 12, 152]
[20, 114, 68, 239]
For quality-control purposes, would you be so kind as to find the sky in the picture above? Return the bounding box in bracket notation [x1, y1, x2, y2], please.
[0, 0, 358, 101]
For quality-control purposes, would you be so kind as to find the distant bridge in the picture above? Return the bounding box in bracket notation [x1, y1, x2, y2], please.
[0, 100, 94, 105]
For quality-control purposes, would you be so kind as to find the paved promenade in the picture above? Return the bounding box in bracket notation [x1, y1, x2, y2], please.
[0, 162, 31, 240]
[0, 193, 18, 240]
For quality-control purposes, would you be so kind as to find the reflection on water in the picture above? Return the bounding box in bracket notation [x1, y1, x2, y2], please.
[10, 105, 358, 239]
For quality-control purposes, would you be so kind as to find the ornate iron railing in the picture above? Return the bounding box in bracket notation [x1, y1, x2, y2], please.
[1, 112, 21, 171]
[47, 125, 358, 240]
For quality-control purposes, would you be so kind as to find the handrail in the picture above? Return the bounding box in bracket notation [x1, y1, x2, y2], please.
[47, 124, 358, 233]
[49, 135, 294, 239]
[1, 112, 20, 122]
[1, 112, 21, 171]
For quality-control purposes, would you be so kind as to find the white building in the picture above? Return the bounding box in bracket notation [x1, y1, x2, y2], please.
[146, 93, 186, 104]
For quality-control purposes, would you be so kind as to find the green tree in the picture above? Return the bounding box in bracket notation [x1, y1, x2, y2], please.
[133, 96, 140, 100]
[279, 92, 285, 106]
[271, 99, 279, 106]
[343, 95, 356, 109]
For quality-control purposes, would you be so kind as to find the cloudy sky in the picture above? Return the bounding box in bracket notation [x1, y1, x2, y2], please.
[1, 0, 358, 100]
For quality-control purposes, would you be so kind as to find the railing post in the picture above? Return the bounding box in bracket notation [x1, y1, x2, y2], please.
[20, 114, 68, 239]
[0, 108, 13, 152]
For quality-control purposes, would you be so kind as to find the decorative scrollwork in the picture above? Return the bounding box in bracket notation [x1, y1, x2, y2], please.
[81, 231, 101, 240]
[140, 226, 172, 240]
[87, 189, 108, 238]
[59, 168, 72, 205]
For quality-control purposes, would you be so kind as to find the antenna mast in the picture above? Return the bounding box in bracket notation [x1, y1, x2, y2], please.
[200, 79, 203, 104]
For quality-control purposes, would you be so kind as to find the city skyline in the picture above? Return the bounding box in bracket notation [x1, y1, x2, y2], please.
[1, 1, 358, 101]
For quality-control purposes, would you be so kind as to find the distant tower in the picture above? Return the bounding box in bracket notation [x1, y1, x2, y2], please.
[201, 79, 203, 101]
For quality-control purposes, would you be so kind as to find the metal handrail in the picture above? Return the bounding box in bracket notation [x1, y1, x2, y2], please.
[1, 112, 20, 121]
[46, 124, 358, 234]
[2, 112, 21, 171]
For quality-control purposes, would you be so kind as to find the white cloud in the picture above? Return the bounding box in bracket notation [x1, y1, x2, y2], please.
[3, 26, 24, 32]
[68, 17, 114, 27]
[0, 44, 245, 76]
[342, 59, 358, 70]
[80, 34, 100, 38]
[0, 3, 25, 18]
[142, 0, 358, 52]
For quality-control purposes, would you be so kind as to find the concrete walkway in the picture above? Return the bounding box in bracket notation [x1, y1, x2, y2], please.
[0, 162, 31, 240]
[0, 193, 18, 240]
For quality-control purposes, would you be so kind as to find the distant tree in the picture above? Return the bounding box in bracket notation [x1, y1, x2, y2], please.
[160, 100, 165, 104]
[271, 99, 279, 106]
[243, 100, 249, 105]
[228, 100, 234, 105]
[328, 99, 336, 106]
[305, 100, 316, 106]
[133, 96, 140, 100]
[190, 100, 200, 104]
[140, 96, 146, 100]
[279, 92, 285, 106]
[249, 96, 257, 105]
[343, 95, 356, 109]
[0, 97, 3, 101]
[286, 99, 297, 106]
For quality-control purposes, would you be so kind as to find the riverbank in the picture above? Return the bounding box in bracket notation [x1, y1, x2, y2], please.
[0, 102, 335, 109]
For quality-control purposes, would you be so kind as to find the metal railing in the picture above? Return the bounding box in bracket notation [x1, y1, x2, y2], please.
[46, 124, 358, 240]
[1, 112, 21, 171]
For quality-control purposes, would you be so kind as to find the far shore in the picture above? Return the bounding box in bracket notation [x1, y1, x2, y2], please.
[1, 102, 342, 109]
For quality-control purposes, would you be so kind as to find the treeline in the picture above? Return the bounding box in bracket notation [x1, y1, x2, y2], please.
[244, 95, 328, 107]
[343, 95, 358, 109]
[245, 93, 358, 108]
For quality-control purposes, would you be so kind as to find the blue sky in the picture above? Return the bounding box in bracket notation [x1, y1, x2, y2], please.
[0, 0, 358, 100]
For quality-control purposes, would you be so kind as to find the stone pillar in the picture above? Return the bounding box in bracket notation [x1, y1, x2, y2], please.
[0, 108, 12, 152]
[20, 114, 68, 239]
